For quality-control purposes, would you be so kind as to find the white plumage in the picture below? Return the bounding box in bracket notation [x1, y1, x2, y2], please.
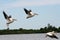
[46, 31, 58, 39]
[3, 11, 16, 27]
[24, 8, 38, 19]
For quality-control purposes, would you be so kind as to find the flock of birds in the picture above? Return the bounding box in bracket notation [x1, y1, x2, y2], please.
[3, 8, 58, 39]
[3, 8, 38, 27]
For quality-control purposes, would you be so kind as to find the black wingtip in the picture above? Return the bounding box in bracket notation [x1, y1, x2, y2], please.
[55, 36, 58, 39]
[24, 8, 27, 10]
[24, 8, 26, 9]
[3, 11, 8, 19]
[3, 11, 5, 13]
[23, 8, 28, 14]
[3, 11, 5, 14]
[53, 36, 58, 39]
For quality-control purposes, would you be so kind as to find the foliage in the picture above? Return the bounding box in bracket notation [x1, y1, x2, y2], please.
[0, 23, 60, 34]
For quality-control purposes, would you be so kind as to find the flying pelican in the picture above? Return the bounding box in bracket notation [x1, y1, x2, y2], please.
[46, 31, 58, 39]
[24, 8, 38, 19]
[3, 11, 16, 27]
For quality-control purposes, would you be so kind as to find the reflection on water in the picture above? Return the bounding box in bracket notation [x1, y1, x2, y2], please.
[0, 33, 60, 40]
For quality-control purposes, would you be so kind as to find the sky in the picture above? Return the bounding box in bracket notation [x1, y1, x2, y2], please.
[0, 0, 60, 29]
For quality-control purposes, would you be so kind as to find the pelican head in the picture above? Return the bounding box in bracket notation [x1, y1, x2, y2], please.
[34, 13, 38, 15]
[26, 13, 38, 19]
[13, 19, 17, 21]
[26, 15, 34, 19]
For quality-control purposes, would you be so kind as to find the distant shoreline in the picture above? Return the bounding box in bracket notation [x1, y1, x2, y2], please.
[0, 24, 60, 35]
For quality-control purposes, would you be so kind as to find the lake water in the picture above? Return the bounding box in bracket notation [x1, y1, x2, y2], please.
[0, 33, 60, 40]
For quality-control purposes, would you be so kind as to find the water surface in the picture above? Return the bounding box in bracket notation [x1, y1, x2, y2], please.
[0, 33, 60, 40]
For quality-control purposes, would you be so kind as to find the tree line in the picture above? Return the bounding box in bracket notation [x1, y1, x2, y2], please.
[0, 23, 60, 35]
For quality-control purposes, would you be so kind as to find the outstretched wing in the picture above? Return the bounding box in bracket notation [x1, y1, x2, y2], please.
[24, 8, 29, 14]
[53, 34, 58, 39]
[24, 8, 32, 15]
[3, 11, 8, 19]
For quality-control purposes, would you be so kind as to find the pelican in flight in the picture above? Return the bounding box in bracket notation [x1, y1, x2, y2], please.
[3, 11, 16, 26]
[46, 31, 58, 39]
[24, 8, 38, 19]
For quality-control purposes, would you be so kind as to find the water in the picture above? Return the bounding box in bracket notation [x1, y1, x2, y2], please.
[0, 33, 60, 40]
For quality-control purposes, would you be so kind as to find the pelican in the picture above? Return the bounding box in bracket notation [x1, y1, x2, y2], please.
[24, 8, 38, 19]
[46, 31, 58, 39]
[3, 11, 16, 26]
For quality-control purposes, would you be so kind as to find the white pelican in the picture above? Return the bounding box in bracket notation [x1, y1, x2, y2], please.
[24, 8, 38, 19]
[46, 31, 58, 39]
[3, 11, 16, 26]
